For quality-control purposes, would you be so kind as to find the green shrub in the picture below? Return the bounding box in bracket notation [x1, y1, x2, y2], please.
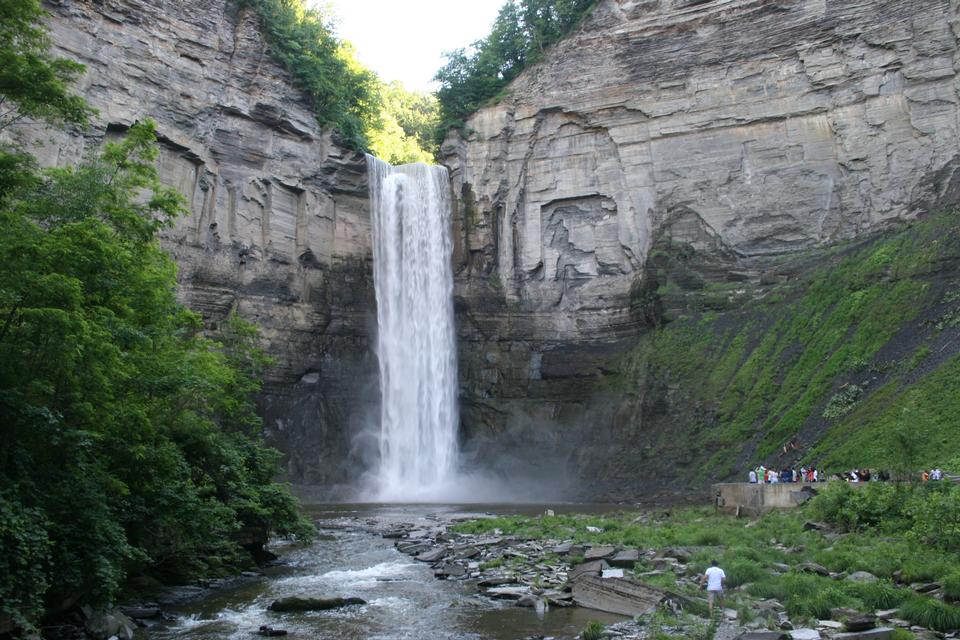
[899, 597, 960, 632]
[890, 630, 916, 640]
[581, 620, 604, 640]
[943, 571, 960, 601]
[723, 558, 768, 588]
[844, 580, 909, 610]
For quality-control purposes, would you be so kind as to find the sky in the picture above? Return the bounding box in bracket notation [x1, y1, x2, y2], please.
[317, 0, 507, 92]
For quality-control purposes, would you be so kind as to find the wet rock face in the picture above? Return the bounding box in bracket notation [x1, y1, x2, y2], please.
[29, 0, 376, 486]
[445, 0, 960, 496]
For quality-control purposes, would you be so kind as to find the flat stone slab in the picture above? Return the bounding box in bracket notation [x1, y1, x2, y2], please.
[609, 549, 640, 568]
[415, 548, 447, 562]
[831, 629, 893, 640]
[486, 586, 530, 600]
[789, 630, 820, 640]
[572, 575, 667, 617]
[584, 545, 617, 560]
[569, 559, 608, 581]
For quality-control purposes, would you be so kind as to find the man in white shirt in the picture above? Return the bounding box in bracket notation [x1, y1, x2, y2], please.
[701, 560, 726, 614]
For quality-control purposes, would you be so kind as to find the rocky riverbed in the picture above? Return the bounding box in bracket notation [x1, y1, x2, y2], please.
[57, 503, 960, 640]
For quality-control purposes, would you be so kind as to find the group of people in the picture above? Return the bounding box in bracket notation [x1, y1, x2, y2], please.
[748, 467, 951, 483]
[921, 468, 945, 481]
[748, 465, 821, 484]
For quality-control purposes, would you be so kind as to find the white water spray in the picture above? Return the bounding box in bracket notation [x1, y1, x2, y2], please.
[366, 155, 459, 501]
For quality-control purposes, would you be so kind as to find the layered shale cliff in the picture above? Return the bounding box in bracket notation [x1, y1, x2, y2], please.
[445, 0, 960, 497]
[25, 0, 377, 487]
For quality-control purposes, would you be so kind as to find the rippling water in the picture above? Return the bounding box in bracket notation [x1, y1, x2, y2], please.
[152, 504, 627, 640]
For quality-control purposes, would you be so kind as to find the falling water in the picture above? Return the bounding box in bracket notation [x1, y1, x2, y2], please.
[366, 155, 458, 501]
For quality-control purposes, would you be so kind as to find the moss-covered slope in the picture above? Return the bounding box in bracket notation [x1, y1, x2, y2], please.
[611, 211, 960, 484]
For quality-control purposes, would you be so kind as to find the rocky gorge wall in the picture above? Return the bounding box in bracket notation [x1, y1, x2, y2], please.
[20, 0, 960, 500]
[444, 0, 960, 497]
[23, 0, 378, 488]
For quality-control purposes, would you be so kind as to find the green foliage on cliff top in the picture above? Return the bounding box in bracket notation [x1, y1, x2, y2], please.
[236, 0, 380, 149]
[434, 0, 598, 142]
[622, 211, 960, 477]
[237, 0, 439, 162]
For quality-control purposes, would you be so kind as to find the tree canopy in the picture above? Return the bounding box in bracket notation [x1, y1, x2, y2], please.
[0, 4, 313, 632]
[434, 0, 597, 143]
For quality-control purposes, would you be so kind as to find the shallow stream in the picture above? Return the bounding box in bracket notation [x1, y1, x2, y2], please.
[152, 504, 627, 640]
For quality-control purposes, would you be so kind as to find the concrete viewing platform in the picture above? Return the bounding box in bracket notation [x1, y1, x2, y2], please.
[712, 482, 821, 516]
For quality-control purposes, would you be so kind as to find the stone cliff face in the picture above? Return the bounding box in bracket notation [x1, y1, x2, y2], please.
[445, 0, 960, 497]
[27, 0, 377, 487]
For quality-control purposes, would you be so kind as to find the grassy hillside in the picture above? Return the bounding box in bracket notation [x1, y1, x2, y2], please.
[614, 211, 960, 481]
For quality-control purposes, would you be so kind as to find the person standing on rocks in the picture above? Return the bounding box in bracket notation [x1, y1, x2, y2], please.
[701, 560, 726, 615]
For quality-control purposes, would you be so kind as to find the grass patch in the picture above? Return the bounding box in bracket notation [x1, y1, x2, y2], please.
[899, 597, 960, 632]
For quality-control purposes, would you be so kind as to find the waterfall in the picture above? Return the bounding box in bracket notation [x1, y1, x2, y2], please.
[366, 155, 459, 501]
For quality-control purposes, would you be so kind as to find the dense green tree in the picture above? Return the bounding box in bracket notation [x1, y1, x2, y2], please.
[0, 0, 92, 132]
[434, 0, 597, 142]
[370, 81, 440, 164]
[0, 6, 312, 632]
[0, 120, 314, 631]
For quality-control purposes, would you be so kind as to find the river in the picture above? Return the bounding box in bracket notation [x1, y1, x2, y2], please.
[152, 503, 627, 640]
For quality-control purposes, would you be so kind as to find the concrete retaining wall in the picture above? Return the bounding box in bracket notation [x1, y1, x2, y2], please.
[712, 482, 820, 516]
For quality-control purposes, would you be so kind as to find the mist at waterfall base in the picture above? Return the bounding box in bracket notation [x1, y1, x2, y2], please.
[357, 156, 569, 504]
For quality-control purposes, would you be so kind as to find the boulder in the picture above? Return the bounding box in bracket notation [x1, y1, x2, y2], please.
[843, 614, 877, 632]
[788, 630, 820, 640]
[83, 610, 136, 640]
[258, 626, 288, 637]
[268, 597, 366, 612]
[847, 572, 878, 583]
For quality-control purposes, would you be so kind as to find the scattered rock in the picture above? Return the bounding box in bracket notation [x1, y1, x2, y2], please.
[569, 560, 609, 582]
[789, 630, 820, 640]
[913, 582, 941, 593]
[797, 562, 830, 576]
[415, 548, 447, 563]
[803, 522, 829, 532]
[268, 597, 366, 612]
[843, 614, 877, 632]
[258, 626, 288, 636]
[818, 620, 844, 629]
[609, 549, 640, 568]
[737, 632, 790, 640]
[875, 609, 899, 621]
[831, 629, 893, 640]
[584, 545, 617, 560]
[486, 586, 530, 600]
[847, 572, 879, 583]
[83, 610, 136, 640]
[117, 607, 160, 620]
